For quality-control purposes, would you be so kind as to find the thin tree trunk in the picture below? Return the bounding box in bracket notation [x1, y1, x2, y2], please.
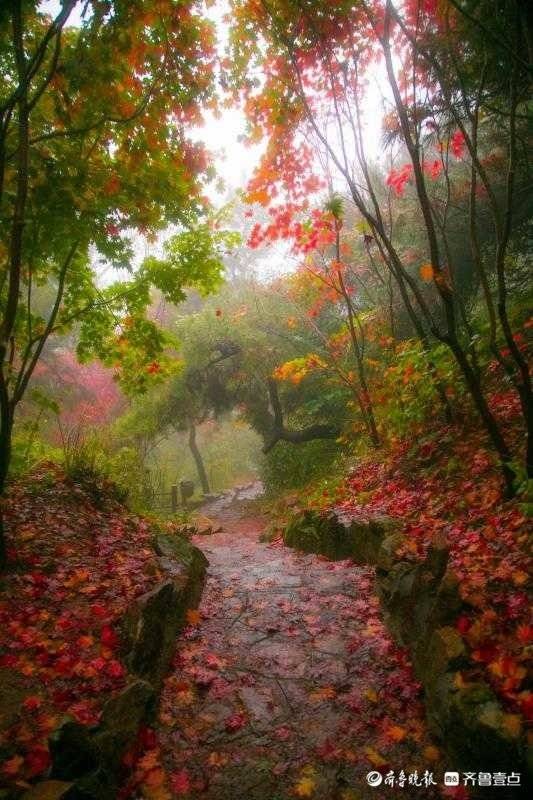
[188, 422, 210, 495]
[0, 394, 13, 569]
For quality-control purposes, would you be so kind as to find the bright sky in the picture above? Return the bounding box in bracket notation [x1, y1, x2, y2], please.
[39, 0, 389, 279]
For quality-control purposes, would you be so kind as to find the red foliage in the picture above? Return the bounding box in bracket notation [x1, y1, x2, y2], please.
[330, 399, 531, 721]
[0, 466, 163, 789]
[386, 163, 413, 196]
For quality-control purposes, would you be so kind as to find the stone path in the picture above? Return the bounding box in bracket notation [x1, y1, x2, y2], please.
[152, 491, 443, 800]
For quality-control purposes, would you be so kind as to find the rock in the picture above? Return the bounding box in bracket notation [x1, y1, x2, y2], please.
[122, 581, 189, 685]
[49, 721, 99, 781]
[347, 516, 398, 564]
[375, 531, 408, 571]
[21, 782, 73, 800]
[419, 626, 467, 689]
[283, 509, 398, 562]
[425, 533, 450, 580]
[122, 534, 207, 686]
[93, 680, 155, 767]
[154, 532, 208, 587]
[446, 684, 523, 774]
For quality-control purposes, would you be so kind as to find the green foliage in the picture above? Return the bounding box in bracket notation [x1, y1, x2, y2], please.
[59, 428, 148, 506]
[261, 438, 343, 494]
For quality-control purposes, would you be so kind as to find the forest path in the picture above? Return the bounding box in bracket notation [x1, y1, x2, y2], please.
[153, 486, 442, 800]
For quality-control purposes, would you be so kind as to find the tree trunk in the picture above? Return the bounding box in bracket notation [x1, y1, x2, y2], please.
[188, 422, 210, 495]
[0, 393, 13, 569]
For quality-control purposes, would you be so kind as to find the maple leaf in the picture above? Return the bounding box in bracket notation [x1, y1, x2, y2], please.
[22, 695, 43, 712]
[294, 773, 316, 797]
[186, 609, 202, 625]
[423, 745, 440, 762]
[25, 744, 51, 777]
[384, 724, 407, 742]
[170, 768, 191, 795]
[1, 755, 24, 776]
[364, 747, 387, 767]
[106, 659, 125, 679]
[208, 751, 228, 767]
[502, 714, 522, 738]
[225, 711, 247, 733]
[419, 263, 434, 281]
[309, 686, 336, 702]
[101, 625, 119, 649]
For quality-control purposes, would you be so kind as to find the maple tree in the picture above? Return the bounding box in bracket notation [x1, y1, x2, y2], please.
[0, 2, 531, 796]
[229, 0, 532, 495]
[0, 1, 234, 564]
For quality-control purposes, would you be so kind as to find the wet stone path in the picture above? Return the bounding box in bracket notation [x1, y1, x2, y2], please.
[137, 491, 443, 799]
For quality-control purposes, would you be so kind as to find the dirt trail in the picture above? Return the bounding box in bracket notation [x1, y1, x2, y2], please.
[154, 486, 442, 800]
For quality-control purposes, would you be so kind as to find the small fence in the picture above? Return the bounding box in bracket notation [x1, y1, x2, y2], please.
[149, 481, 195, 514]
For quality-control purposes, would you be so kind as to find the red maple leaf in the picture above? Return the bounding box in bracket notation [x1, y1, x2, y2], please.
[171, 768, 191, 795]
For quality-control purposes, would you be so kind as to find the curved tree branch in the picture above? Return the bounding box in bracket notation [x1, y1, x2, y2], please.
[262, 378, 340, 454]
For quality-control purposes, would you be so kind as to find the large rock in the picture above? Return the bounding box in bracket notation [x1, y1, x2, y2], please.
[122, 534, 207, 687]
[283, 509, 397, 562]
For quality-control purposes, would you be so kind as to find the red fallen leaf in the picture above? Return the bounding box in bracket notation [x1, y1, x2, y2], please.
[456, 615, 472, 635]
[171, 768, 191, 795]
[225, 712, 247, 733]
[101, 625, 119, 649]
[54, 655, 77, 676]
[472, 643, 499, 663]
[274, 725, 292, 741]
[0, 653, 18, 668]
[518, 691, 533, 721]
[1, 754, 24, 776]
[516, 624, 533, 644]
[146, 361, 161, 375]
[22, 695, 43, 711]
[138, 726, 158, 750]
[106, 659, 125, 679]
[57, 615, 76, 631]
[90, 603, 108, 618]
[25, 744, 51, 778]
[205, 653, 224, 670]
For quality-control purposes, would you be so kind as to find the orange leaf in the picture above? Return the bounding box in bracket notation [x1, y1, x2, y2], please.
[1, 755, 24, 776]
[385, 724, 407, 742]
[419, 263, 434, 281]
[309, 686, 336, 702]
[186, 609, 201, 625]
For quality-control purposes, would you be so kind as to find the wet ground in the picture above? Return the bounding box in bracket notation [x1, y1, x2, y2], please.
[151, 486, 443, 800]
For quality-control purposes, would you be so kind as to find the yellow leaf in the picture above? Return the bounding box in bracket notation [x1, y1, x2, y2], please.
[502, 714, 522, 738]
[364, 688, 378, 703]
[294, 776, 316, 797]
[512, 570, 528, 586]
[364, 747, 387, 767]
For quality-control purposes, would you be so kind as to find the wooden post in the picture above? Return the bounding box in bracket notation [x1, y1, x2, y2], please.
[171, 484, 178, 514]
